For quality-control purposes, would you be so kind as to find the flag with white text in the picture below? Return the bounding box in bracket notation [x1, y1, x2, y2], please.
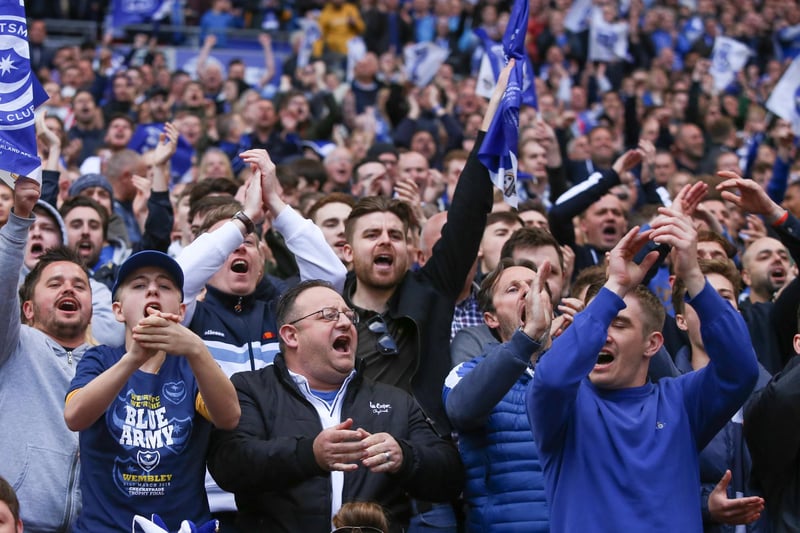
[404, 42, 449, 87]
[477, 0, 530, 208]
[0, 0, 48, 187]
[710, 36, 752, 91]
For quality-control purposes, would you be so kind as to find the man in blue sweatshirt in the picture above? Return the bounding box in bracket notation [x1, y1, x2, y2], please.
[527, 208, 759, 532]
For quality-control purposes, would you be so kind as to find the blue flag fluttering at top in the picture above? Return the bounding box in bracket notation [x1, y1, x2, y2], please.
[477, 0, 534, 208]
[0, 0, 48, 188]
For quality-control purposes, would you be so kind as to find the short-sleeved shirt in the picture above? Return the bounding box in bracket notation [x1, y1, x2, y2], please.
[68, 345, 212, 532]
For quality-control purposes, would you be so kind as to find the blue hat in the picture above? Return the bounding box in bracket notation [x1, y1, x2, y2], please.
[68, 173, 114, 199]
[112, 251, 184, 301]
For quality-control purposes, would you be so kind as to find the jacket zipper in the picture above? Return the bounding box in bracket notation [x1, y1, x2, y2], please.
[59, 451, 79, 532]
[66, 350, 72, 365]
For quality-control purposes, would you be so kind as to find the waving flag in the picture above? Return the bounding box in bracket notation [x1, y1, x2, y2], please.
[474, 27, 537, 109]
[766, 56, 800, 136]
[0, 0, 48, 188]
[588, 7, 630, 62]
[403, 41, 449, 87]
[477, 0, 531, 208]
[297, 18, 321, 69]
[710, 36, 752, 91]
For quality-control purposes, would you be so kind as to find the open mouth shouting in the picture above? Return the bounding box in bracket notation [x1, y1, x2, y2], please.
[374, 254, 394, 272]
[56, 297, 80, 314]
[769, 265, 787, 287]
[333, 334, 352, 354]
[594, 350, 615, 369]
[144, 302, 162, 318]
[231, 259, 250, 274]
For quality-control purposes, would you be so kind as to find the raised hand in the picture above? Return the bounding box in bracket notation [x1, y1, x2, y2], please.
[649, 207, 704, 297]
[603, 226, 657, 297]
[612, 149, 644, 176]
[708, 470, 764, 526]
[240, 149, 284, 218]
[522, 260, 553, 344]
[481, 58, 515, 131]
[717, 171, 784, 222]
[13, 177, 41, 219]
[152, 122, 179, 167]
[671, 181, 708, 217]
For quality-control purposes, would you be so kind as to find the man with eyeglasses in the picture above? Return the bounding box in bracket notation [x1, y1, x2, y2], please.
[207, 280, 463, 532]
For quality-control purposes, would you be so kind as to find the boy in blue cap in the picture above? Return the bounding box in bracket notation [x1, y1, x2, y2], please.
[64, 250, 240, 532]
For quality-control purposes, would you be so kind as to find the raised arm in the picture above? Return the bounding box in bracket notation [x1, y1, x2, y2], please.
[240, 149, 347, 292]
[0, 178, 39, 366]
[445, 263, 551, 430]
[650, 206, 758, 446]
[528, 227, 659, 454]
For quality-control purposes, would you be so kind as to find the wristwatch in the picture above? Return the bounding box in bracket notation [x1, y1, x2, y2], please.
[232, 210, 255, 235]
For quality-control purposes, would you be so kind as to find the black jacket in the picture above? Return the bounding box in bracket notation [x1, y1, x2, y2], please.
[207, 355, 464, 532]
[344, 131, 493, 436]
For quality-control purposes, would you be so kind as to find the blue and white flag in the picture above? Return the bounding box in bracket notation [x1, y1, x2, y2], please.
[474, 27, 537, 108]
[477, 0, 530, 208]
[0, 0, 48, 188]
[346, 36, 367, 83]
[766, 56, 800, 136]
[109, 0, 170, 33]
[403, 41, 449, 87]
[709, 36, 752, 91]
[297, 18, 320, 69]
[588, 7, 629, 62]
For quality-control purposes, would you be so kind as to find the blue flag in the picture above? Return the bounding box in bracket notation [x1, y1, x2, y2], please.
[109, 0, 170, 33]
[477, 0, 532, 208]
[0, 0, 48, 188]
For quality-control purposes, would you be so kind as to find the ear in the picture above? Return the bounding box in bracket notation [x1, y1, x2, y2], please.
[279, 324, 299, 349]
[741, 268, 752, 287]
[177, 302, 187, 322]
[643, 330, 664, 359]
[675, 313, 688, 332]
[21, 300, 34, 324]
[342, 243, 354, 264]
[667, 274, 676, 289]
[112, 300, 126, 323]
[793, 333, 800, 355]
[483, 311, 499, 330]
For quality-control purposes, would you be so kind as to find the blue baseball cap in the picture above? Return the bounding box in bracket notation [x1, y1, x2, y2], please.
[112, 251, 184, 301]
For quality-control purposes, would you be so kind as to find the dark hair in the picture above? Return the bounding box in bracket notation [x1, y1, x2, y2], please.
[345, 196, 415, 243]
[477, 257, 539, 313]
[307, 192, 356, 223]
[500, 227, 564, 270]
[189, 193, 239, 226]
[0, 475, 19, 525]
[671, 258, 741, 316]
[107, 112, 135, 129]
[442, 149, 469, 169]
[189, 177, 239, 207]
[195, 202, 241, 236]
[572, 264, 607, 300]
[484, 211, 524, 230]
[59, 196, 109, 239]
[291, 158, 327, 190]
[19, 246, 88, 308]
[697, 229, 737, 259]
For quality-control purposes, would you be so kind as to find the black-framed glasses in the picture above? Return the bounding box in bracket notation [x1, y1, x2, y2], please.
[331, 527, 384, 533]
[367, 315, 398, 356]
[288, 307, 359, 326]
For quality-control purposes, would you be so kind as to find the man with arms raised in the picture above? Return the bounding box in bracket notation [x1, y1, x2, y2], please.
[528, 209, 759, 531]
[0, 178, 91, 530]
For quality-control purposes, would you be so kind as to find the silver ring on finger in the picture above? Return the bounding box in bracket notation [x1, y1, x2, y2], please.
[383, 451, 391, 462]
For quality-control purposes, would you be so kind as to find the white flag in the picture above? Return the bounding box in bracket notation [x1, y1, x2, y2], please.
[564, 0, 592, 33]
[346, 36, 367, 82]
[403, 42, 449, 87]
[475, 42, 505, 99]
[588, 7, 629, 62]
[766, 56, 800, 136]
[709, 37, 752, 91]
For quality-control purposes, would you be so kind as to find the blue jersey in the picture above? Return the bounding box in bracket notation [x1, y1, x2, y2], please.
[69, 345, 212, 532]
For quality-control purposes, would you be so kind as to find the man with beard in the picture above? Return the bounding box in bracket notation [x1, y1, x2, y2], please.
[336, 57, 512, 532]
[67, 89, 105, 167]
[61, 128, 176, 291]
[0, 178, 92, 531]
